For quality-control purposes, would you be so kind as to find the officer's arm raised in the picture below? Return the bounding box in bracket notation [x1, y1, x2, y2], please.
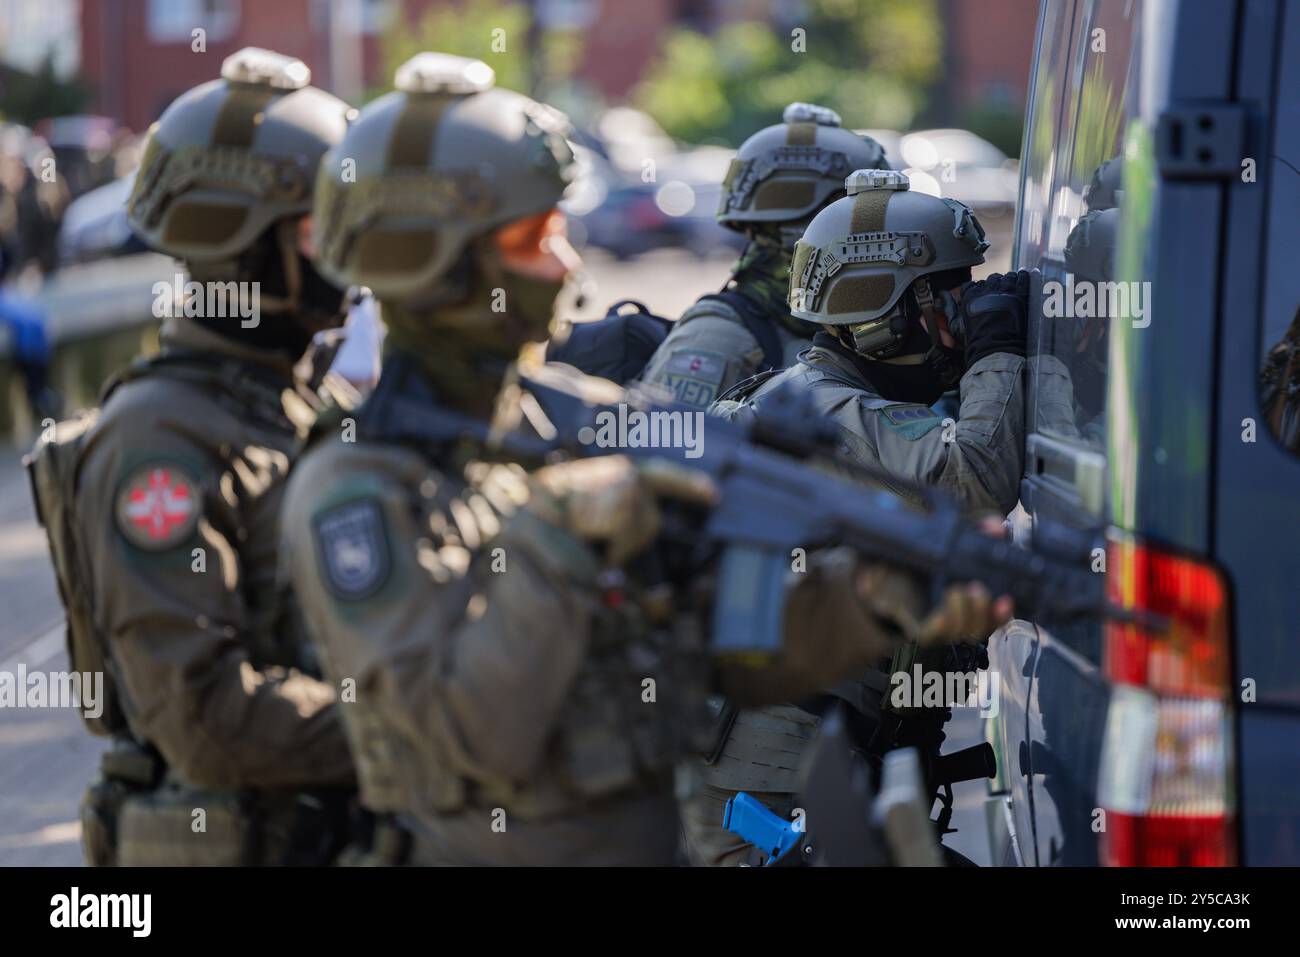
[858, 353, 1028, 518]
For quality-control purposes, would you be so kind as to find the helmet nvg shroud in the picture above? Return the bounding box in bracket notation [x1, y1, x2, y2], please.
[128, 47, 351, 266]
[313, 52, 577, 306]
[717, 102, 890, 232]
[789, 168, 987, 358]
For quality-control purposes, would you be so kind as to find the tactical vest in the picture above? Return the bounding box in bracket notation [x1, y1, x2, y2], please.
[546, 293, 797, 389]
[29, 351, 331, 865]
[327, 355, 711, 824]
[25, 351, 299, 737]
[716, 349, 909, 479]
[695, 288, 790, 373]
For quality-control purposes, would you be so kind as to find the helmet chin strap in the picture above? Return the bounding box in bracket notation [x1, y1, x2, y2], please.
[912, 278, 964, 388]
[255, 219, 303, 315]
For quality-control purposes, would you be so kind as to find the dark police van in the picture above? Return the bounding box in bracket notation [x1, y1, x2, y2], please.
[983, 0, 1300, 865]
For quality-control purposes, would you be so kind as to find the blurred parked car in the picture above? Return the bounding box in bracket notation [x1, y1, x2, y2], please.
[566, 113, 743, 260]
[57, 173, 145, 266]
[890, 128, 1019, 213]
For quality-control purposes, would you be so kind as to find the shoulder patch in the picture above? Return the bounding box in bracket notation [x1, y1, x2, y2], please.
[660, 348, 729, 408]
[876, 404, 945, 440]
[313, 498, 390, 601]
[114, 463, 202, 550]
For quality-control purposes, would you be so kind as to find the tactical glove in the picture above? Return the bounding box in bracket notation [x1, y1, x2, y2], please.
[957, 269, 1032, 365]
[527, 455, 718, 566]
[719, 549, 1011, 706]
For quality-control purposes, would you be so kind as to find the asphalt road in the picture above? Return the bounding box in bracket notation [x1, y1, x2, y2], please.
[0, 239, 1009, 867]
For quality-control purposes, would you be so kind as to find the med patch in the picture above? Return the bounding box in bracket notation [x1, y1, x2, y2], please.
[661, 349, 728, 407]
[313, 498, 390, 601]
[877, 404, 944, 440]
[114, 463, 201, 550]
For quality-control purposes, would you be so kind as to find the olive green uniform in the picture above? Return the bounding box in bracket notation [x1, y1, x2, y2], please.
[75, 317, 355, 865]
[682, 339, 1074, 866]
[715, 337, 1033, 515]
[639, 105, 889, 408]
[638, 292, 810, 409]
[281, 352, 918, 866]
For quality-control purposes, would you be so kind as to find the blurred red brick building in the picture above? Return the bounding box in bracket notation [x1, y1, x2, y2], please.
[941, 0, 1040, 115]
[76, 0, 1038, 134]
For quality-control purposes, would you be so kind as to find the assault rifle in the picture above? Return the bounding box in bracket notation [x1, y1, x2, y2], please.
[507, 366, 1113, 653]
[375, 359, 1117, 654]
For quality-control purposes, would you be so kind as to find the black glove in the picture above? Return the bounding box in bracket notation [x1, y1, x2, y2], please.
[955, 270, 1031, 366]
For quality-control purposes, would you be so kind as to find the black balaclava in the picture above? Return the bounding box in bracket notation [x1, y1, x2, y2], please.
[187, 222, 347, 361]
[822, 269, 972, 405]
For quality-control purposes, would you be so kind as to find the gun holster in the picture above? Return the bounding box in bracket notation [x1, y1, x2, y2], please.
[282, 787, 359, 866]
[80, 739, 164, 867]
[701, 696, 740, 764]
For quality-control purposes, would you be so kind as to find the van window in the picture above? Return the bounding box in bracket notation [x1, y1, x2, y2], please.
[1017, 0, 1144, 458]
[1259, 0, 1300, 454]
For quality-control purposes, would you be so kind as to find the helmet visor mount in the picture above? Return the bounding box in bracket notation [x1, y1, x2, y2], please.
[791, 229, 936, 318]
[314, 166, 496, 291]
[130, 143, 313, 261]
[719, 146, 852, 220]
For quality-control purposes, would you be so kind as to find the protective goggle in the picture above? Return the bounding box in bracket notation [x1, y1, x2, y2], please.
[494, 207, 581, 279]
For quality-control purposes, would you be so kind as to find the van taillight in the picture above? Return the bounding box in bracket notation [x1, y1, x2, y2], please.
[1099, 535, 1235, 866]
[1104, 536, 1230, 697]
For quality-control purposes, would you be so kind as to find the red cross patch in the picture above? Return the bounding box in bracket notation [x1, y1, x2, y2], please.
[114, 464, 201, 550]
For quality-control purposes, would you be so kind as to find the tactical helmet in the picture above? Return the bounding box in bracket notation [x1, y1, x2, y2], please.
[313, 52, 577, 304]
[1083, 157, 1124, 212]
[1064, 207, 1119, 282]
[717, 102, 889, 232]
[789, 168, 987, 358]
[128, 47, 352, 264]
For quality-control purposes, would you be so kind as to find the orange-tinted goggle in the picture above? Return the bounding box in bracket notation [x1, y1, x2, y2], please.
[494, 208, 567, 262]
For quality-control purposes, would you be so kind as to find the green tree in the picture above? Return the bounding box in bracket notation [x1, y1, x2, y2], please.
[0, 55, 90, 127]
[376, 0, 584, 106]
[634, 0, 941, 146]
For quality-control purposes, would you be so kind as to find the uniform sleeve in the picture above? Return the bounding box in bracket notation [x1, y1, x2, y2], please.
[639, 305, 764, 409]
[283, 455, 600, 792]
[79, 426, 354, 791]
[855, 352, 1027, 516]
[1028, 353, 1081, 439]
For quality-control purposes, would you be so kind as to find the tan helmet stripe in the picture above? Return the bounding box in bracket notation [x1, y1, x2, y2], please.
[211, 86, 277, 148]
[787, 121, 817, 146]
[850, 189, 890, 234]
[387, 94, 451, 169]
